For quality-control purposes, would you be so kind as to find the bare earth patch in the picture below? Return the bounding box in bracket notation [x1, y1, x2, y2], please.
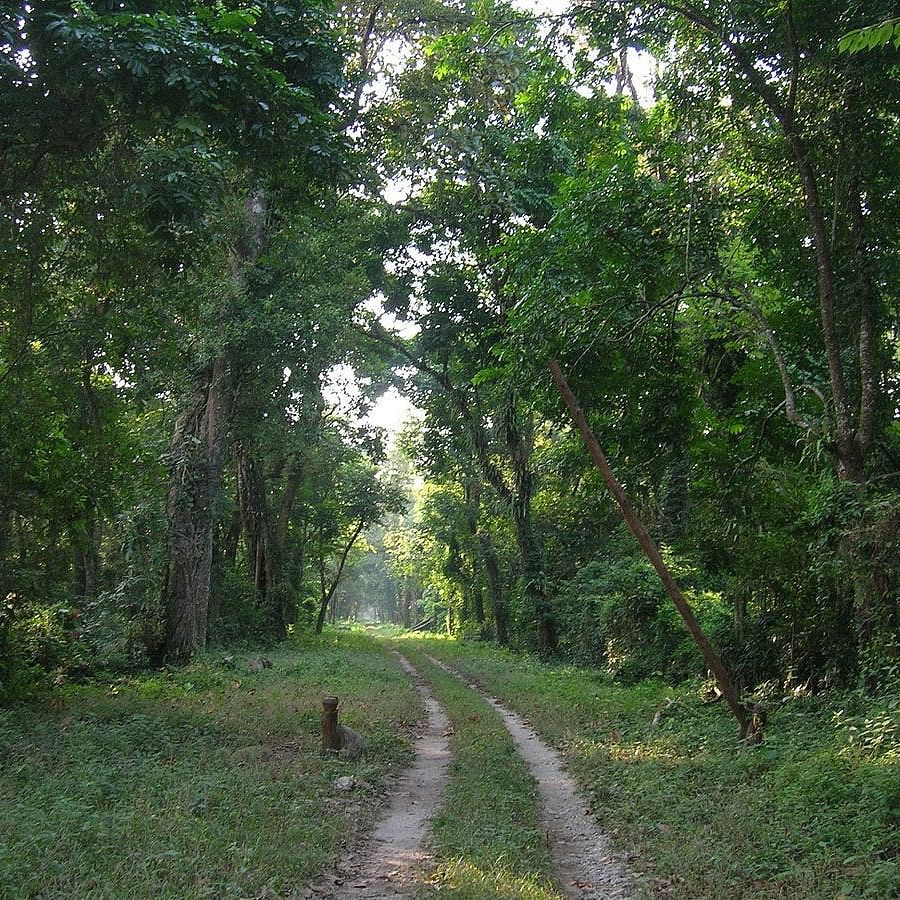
[307, 652, 452, 898]
[427, 655, 631, 900]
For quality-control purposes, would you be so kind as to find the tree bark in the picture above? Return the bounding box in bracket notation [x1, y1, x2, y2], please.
[401, 579, 412, 627]
[238, 449, 269, 595]
[163, 355, 235, 663]
[223, 507, 241, 569]
[365, 323, 555, 646]
[71, 363, 103, 602]
[71, 504, 100, 601]
[236, 448, 287, 635]
[549, 360, 751, 737]
[848, 177, 878, 459]
[479, 531, 509, 645]
[163, 189, 267, 663]
[462, 479, 487, 627]
[503, 397, 557, 651]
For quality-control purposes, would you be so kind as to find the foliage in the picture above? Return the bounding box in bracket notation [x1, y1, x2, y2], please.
[425, 637, 900, 899]
[553, 550, 734, 683]
[2, 0, 898, 786]
[0, 0, 406, 681]
[839, 18, 900, 52]
[368, 0, 899, 695]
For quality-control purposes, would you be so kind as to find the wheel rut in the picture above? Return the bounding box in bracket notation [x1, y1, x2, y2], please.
[308, 652, 451, 898]
[427, 654, 631, 900]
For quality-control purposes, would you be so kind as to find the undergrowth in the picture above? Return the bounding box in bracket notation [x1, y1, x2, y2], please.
[0, 628, 420, 899]
[419, 635, 899, 900]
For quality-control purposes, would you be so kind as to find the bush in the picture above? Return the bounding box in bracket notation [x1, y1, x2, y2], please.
[207, 568, 271, 646]
[456, 619, 489, 643]
[0, 602, 74, 701]
[554, 552, 733, 682]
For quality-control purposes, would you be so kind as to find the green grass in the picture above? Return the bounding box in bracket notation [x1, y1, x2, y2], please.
[0, 628, 421, 899]
[398, 642, 562, 899]
[416, 635, 899, 900]
[4, 625, 895, 899]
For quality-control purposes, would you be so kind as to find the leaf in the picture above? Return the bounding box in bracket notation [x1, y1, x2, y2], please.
[838, 18, 900, 53]
[174, 116, 205, 136]
[471, 365, 508, 385]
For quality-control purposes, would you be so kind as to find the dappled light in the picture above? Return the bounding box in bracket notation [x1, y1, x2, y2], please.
[2, 0, 898, 897]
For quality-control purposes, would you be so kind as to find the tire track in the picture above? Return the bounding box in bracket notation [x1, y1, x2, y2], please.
[309, 652, 451, 898]
[427, 654, 630, 900]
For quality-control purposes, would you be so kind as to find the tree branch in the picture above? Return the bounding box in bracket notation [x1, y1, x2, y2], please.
[316, 517, 366, 633]
[359, 319, 514, 503]
[848, 177, 878, 457]
[339, 1, 383, 131]
[660, 1, 858, 470]
[728, 284, 819, 434]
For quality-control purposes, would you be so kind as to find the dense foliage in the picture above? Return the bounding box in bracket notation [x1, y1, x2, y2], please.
[363, 0, 900, 697]
[3, 0, 898, 705]
[1, 0, 402, 686]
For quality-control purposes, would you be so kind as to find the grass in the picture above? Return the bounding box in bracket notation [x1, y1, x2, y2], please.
[397, 642, 562, 900]
[4, 625, 895, 899]
[0, 627, 421, 899]
[416, 635, 899, 900]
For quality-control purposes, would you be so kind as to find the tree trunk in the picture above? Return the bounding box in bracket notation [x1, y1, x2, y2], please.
[71, 503, 100, 601]
[549, 360, 751, 737]
[848, 176, 878, 461]
[662, 3, 872, 482]
[162, 189, 266, 662]
[472, 584, 486, 626]
[223, 507, 241, 568]
[163, 355, 235, 663]
[368, 325, 552, 648]
[270, 464, 302, 630]
[72, 364, 102, 602]
[504, 398, 556, 651]
[315, 519, 365, 634]
[479, 531, 509, 645]
[238, 449, 269, 595]
[463, 480, 486, 627]
[401, 578, 414, 628]
[237, 448, 286, 635]
[513, 507, 555, 651]
[0, 511, 12, 656]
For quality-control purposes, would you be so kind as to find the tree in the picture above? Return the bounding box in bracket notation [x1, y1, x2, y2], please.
[308, 448, 406, 633]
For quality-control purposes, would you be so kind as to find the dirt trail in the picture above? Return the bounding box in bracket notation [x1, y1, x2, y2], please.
[427, 655, 631, 900]
[309, 652, 451, 898]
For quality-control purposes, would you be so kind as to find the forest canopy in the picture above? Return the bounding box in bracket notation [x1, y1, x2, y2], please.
[1, 0, 898, 703]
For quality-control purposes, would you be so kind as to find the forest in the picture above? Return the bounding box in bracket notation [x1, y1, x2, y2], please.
[1, 1, 898, 898]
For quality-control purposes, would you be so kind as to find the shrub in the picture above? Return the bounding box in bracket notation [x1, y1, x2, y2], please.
[554, 552, 732, 682]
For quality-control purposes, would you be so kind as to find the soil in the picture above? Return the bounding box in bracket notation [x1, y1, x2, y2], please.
[306, 652, 452, 898]
[427, 655, 631, 899]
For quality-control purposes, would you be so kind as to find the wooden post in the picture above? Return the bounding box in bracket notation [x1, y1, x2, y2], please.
[548, 359, 751, 738]
[322, 696, 339, 751]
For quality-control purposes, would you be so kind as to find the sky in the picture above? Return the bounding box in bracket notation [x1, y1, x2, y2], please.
[514, 0, 570, 15]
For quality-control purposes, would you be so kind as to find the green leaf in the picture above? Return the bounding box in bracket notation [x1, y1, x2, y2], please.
[838, 18, 900, 53]
[471, 366, 508, 385]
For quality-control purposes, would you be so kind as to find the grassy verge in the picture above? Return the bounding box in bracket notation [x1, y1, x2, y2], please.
[399, 642, 562, 900]
[414, 635, 899, 900]
[0, 627, 421, 899]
